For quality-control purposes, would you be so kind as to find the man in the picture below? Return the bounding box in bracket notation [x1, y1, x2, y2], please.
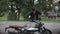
[29, 9, 41, 22]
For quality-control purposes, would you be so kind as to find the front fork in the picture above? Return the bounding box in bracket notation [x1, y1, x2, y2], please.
[40, 26, 46, 32]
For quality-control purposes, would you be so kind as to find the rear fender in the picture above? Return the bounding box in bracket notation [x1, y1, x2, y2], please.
[5, 27, 10, 32]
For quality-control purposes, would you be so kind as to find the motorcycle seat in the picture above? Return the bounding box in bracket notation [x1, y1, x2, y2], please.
[9, 25, 26, 28]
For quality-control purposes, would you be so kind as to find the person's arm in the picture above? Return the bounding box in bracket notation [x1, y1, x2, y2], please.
[37, 11, 41, 20]
[38, 11, 41, 15]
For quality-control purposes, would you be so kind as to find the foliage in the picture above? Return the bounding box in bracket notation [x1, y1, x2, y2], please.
[0, 0, 56, 21]
[0, 0, 8, 17]
[58, 1, 60, 11]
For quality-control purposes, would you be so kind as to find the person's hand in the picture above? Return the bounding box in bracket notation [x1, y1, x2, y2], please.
[28, 16, 31, 19]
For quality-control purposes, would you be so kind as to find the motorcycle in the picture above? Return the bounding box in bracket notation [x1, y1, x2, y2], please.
[5, 20, 52, 34]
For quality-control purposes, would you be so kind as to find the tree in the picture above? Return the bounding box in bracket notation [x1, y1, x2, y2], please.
[58, 1, 60, 11]
[0, 0, 8, 17]
[7, 0, 33, 20]
[21, 0, 34, 20]
[38, 0, 53, 17]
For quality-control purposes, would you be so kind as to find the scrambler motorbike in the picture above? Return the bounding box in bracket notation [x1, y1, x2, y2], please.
[5, 20, 52, 34]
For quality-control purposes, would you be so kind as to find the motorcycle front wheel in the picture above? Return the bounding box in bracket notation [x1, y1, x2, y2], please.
[43, 29, 52, 34]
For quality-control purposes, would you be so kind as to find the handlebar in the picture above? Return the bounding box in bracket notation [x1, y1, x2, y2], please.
[33, 20, 44, 25]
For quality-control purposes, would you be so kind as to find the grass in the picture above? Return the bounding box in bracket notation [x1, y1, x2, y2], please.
[0, 15, 7, 21]
[0, 15, 60, 23]
[41, 17, 60, 23]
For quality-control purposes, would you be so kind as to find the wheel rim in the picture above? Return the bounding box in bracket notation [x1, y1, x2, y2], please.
[44, 31, 50, 34]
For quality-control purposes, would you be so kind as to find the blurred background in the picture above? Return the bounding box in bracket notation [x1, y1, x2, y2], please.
[0, 0, 60, 22]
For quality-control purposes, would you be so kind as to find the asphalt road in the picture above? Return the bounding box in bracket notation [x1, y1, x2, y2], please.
[0, 21, 60, 34]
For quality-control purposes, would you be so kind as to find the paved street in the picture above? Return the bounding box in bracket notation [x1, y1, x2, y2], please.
[0, 21, 60, 34]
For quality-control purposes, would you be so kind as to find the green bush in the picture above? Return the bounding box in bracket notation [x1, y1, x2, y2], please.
[0, 13, 4, 17]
